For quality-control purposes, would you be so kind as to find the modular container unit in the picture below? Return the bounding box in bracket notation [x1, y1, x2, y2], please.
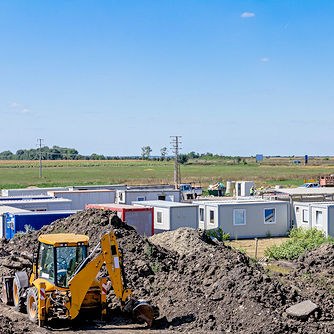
[197, 200, 289, 239]
[68, 185, 127, 191]
[5, 210, 77, 239]
[293, 202, 334, 237]
[133, 200, 198, 234]
[0, 206, 31, 238]
[235, 181, 255, 197]
[1, 187, 69, 197]
[116, 189, 181, 205]
[0, 195, 52, 202]
[0, 198, 72, 211]
[48, 190, 116, 210]
[86, 203, 154, 236]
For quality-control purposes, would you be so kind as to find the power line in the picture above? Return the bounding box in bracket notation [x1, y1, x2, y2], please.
[170, 136, 182, 189]
[37, 138, 44, 177]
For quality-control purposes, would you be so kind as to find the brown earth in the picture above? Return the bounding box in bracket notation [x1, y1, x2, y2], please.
[0, 209, 334, 333]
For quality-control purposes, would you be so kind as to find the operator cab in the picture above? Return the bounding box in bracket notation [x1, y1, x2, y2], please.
[37, 234, 89, 288]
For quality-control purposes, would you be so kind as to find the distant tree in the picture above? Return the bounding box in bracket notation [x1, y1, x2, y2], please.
[187, 151, 200, 159]
[141, 146, 152, 160]
[178, 154, 189, 164]
[0, 150, 14, 160]
[160, 147, 168, 160]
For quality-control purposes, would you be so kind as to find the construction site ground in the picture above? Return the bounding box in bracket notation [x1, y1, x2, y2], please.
[226, 237, 288, 258]
[1, 209, 334, 333]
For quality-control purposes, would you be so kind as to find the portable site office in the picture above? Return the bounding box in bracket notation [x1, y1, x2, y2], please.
[48, 189, 116, 210]
[197, 200, 290, 239]
[0, 198, 72, 211]
[133, 200, 198, 234]
[1, 187, 69, 197]
[86, 203, 154, 236]
[294, 202, 334, 237]
[116, 189, 181, 205]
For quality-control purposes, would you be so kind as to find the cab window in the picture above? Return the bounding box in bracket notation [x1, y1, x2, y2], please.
[38, 243, 55, 283]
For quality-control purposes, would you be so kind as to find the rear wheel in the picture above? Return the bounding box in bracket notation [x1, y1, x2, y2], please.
[13, 277, 25, 312]
[26, 287, 39, 324]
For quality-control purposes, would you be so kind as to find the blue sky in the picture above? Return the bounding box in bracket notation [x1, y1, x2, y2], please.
[0, 1, 333, 156]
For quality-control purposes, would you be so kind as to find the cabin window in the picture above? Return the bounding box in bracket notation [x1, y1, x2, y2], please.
[209, 210, 215, 224]
[315, 210, 323, 226]
[157, 211, 163, 224]
[302, 209, 309, 223]
[137, 197, 145, 201]
[119, 192, 124, 202]
[200, 208, 204, 222]
[264, 208, 276, 224]
[158, 195, 166, 200]
[233, 209, 246, 226]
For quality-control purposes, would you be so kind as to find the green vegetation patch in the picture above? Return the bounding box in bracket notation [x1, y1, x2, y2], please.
[265, 227, 334, 260]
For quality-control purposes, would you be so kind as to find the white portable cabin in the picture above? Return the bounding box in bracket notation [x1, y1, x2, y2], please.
[197, 200, 289, 239]
[47, 190, 115, 210]
[116, 189, 181, 205]
[68, 184, 127, 191]
[235, 181, 255, 197]
[293, 202, 334, 237]
[133, 200, 198, 234]
[0, 198, 72, 212]
[1, 187, 69, 197]
[0, 206, 31, 238]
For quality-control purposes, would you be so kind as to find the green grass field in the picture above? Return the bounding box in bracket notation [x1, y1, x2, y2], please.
[1, 158, 334, 189]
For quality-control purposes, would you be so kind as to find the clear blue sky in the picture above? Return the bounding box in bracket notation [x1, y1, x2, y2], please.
[1, 1, 333, 156]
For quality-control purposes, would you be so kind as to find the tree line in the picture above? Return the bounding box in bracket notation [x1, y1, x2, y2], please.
[0, 145, 246, 163]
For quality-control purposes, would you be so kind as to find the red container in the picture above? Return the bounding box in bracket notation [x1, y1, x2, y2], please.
[86, 203, 154, 236]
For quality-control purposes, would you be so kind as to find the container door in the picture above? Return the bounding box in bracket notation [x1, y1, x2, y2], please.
[6, 214, 15, 239]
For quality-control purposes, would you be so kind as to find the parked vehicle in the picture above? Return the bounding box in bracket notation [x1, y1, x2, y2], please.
[299, 183, 321, 188]
[180, 183, 202, 200]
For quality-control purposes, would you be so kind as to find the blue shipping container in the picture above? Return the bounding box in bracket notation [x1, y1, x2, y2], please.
[5, 211, 77, 239]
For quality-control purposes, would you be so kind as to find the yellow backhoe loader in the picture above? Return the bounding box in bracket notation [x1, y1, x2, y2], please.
[1, 231, 154, 327]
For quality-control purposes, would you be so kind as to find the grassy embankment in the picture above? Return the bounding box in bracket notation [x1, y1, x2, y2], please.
[0, 158, 334, 189]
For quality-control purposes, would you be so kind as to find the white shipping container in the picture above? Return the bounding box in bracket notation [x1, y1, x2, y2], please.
[48, 190, 115, 210]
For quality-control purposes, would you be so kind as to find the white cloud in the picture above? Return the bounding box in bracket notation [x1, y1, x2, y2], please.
[21, 108, 31, 113]
[241, 12, 255, 18]
[10, 102, 20, 108]
[260, 57, 270, 62]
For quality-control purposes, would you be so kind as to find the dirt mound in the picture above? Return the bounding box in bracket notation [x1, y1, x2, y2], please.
[1, 209, 334, 333]
[0, 315, 16, 334]
[149, 227, 215, 256]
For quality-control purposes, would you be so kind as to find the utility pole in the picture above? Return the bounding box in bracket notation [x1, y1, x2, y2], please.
[37, 138, 43, 178]
[170, 136, 182, 189]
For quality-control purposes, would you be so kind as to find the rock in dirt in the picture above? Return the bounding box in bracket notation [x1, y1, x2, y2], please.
[286, 300, 318, 319]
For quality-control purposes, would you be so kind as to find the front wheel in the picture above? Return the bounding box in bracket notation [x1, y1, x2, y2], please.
[26, 287, 39, 324]
[13, 277, 25, 312]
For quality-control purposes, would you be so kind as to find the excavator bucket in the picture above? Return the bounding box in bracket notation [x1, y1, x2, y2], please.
[133, 301, 155, 327]
[124, 299, 155, 327]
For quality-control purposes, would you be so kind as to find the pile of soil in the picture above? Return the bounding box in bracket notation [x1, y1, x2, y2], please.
[0, 315, 16, 334]
[0, 209, 333, 333]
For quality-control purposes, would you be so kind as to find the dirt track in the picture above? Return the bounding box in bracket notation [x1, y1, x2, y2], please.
[1, 209, 334, 333]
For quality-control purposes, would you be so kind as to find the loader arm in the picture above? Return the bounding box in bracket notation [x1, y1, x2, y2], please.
[68, 232, 132, 320]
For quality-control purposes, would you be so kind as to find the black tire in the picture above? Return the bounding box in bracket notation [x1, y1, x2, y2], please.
[13, 277, 25, 312]
[26, 287, 39, 324]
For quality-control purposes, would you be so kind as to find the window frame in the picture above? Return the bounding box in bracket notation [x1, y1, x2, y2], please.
[302, 209, 309, 223]
[315, 210, 323, 226]
[264, 208, 276, 225]
[233, 209, 246, 226]
[156, 210, 163, 224]
[209, 210, 215, 225]
[199, 208, 204, 222]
